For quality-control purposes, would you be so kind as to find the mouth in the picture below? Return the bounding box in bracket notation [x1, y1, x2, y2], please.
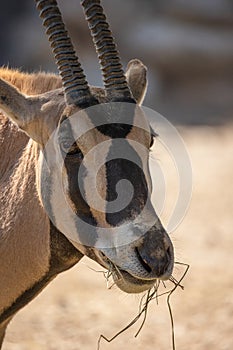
[112, 266, 157, 293]
[98, 251, 158, 294]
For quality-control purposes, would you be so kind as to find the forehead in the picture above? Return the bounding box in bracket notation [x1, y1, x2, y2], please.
[60, 102, 151, 150]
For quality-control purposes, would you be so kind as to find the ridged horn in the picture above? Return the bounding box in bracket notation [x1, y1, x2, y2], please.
[81, 0, 134, 102]
[35, 0, 93, 106]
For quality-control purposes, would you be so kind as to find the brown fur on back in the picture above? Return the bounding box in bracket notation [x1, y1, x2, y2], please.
[0, 68, 62, 95]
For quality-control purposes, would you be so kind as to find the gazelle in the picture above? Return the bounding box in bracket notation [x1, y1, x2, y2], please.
[0, 0, 174, 347]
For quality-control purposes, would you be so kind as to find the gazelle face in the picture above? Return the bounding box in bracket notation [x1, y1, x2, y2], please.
[39, 97, 174, 294]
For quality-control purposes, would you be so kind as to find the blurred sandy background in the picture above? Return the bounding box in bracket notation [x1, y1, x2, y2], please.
[1, 1, 233, 349]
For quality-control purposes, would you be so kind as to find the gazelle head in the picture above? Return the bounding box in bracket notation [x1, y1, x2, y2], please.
[0, 0, 174, 293]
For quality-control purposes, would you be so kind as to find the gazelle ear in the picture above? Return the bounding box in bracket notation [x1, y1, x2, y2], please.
[125, 59, 148, 105]
[0, 78, 39, 130]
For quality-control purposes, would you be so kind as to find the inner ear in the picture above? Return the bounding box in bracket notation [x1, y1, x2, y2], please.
[125, 59, 148, 105]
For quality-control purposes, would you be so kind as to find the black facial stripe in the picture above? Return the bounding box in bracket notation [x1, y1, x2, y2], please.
[63, 156, 98, 246]
[59, 115, 98, 246]
[105, 140, 148, 226]
[60, 118, 97, 221]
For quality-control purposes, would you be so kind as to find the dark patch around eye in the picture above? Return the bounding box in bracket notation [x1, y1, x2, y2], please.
[60, 141, 83, 158]
[67, 143, 83, 157]
[58, 116, 83, 158]
[63, 143, 98, 246]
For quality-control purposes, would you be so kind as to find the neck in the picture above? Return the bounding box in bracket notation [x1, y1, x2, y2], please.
[0, 125, 51, 314]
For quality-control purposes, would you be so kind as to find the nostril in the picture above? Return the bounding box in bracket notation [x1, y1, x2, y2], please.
[135, 247, 152, 273]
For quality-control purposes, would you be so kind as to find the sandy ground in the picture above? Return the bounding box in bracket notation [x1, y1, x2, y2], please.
[2, 124, 233, 350]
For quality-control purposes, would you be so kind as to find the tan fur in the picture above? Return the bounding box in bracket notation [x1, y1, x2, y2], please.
[0, 143, 50, 314]
[0, 69, 62, 315]
[0, 68, 62, 95]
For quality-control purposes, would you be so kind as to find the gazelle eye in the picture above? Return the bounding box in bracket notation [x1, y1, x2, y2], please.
[60, 141, 83, 158]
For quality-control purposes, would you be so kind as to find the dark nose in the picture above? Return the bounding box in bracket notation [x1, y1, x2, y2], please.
[135, 230, 174, 279]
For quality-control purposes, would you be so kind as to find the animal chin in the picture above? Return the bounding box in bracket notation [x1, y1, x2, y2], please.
[98, 252, 156, 294]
